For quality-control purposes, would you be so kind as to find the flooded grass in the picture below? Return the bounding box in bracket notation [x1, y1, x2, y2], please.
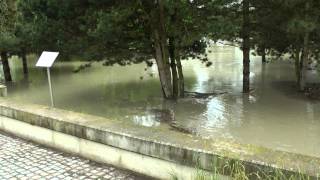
[192, 160, 318, 180]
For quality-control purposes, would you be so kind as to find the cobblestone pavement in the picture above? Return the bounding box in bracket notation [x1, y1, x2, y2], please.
[0, 131, 151, 180]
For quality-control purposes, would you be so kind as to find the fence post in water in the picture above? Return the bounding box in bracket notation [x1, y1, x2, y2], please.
[0, 84, 7, 97]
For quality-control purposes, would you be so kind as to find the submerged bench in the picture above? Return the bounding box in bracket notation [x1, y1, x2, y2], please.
[0, 99, 319, 179]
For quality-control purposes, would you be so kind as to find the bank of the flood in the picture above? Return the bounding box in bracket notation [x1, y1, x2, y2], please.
[0, 99, 319, 179]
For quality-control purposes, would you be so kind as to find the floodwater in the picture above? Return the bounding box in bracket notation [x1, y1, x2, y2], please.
[3, 46, 320, 157]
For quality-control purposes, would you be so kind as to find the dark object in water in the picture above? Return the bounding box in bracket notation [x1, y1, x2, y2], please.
[170, 122, 195, 135]
[146, 61, 153, 67]
[304, 84, 320, 100]
[184, 91, 226, 98]
[73, 62, 92, 73]
[206, 61, 213, 67]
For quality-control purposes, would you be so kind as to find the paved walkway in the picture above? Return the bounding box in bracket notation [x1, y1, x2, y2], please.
[0, 131, 151, 180]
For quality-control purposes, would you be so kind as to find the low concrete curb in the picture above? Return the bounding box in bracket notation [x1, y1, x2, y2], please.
[0, 99, 319, 179]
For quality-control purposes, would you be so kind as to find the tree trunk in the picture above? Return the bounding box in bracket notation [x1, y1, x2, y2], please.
[0, 51, 12, 82]
[169, 37, 179, 99]
[261, 45, 266, 63]
[299, 2, 311, 91]
[22, 51, 28, 75]
[294, 48, 301, 85]
[153, 0, 173, 99]
[154, 30, 173, 99]
[176, 50, 184, 98]
[242, 0, 250, 93]
[299, 32, 310, 91]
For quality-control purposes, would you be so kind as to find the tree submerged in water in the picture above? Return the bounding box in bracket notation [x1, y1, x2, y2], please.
[250, 0, 320, 91]
[98, 0, 221, 99]
[16, 0, 230, 99]
[1, 0, 319, 98]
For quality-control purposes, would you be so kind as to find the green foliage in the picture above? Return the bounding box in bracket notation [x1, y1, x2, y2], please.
[16, 0, 227, 64]
[0, 0, 8, 32]
[207, 0, 242, 43]
[15, 0, 320, 64]
[2, 0, 320, 93]
[0, 0, 18, 53]
[251, 0, 320, 57]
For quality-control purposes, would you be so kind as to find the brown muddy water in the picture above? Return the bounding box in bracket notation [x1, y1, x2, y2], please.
[3, 46, 320, 157]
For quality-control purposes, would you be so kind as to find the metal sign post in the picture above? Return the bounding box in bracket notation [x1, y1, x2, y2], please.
[47, 67, 54, 107]
[36, 51, 59, 107]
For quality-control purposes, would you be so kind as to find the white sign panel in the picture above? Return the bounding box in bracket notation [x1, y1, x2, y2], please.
[36, 51, 59, 67]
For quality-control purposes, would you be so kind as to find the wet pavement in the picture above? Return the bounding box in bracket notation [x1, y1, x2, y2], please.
[0, 131, 151, 180]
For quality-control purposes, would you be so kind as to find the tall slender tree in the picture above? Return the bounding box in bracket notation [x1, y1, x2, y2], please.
[242, 0, 250, 93]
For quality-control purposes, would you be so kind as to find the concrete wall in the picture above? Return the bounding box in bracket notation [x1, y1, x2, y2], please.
[0, 116, 206, 180]
[0, 99, 319, 179]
